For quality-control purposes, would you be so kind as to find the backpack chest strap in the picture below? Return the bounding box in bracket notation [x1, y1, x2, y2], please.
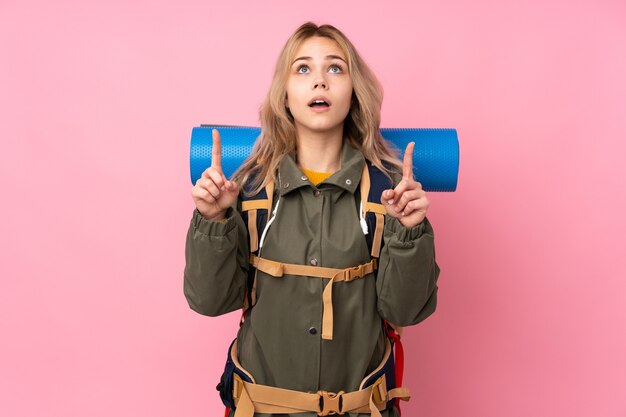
[250, 254, 377, 341]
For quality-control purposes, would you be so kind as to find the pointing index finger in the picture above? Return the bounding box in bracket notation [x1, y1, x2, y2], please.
[402, 142, 415, 180]
[211, 129, 222, 170]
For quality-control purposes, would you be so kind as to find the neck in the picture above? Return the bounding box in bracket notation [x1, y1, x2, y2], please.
[294, 124, 343, 173]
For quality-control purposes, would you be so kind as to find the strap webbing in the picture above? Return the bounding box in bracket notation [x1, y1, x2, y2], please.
[360, 165, 387, 258]
[241, 181, 275, 315]
[365, 202, 387, 215]
[241, 181, 275, 254]
[247, 210, 258, 253]
[250, 254, 377, 340]
[241, 200, 269, 211]
[232, 373, 409, 417]
[370, 213, 383, 258]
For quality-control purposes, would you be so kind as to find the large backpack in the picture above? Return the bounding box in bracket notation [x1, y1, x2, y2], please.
[231, 159, 407, 414]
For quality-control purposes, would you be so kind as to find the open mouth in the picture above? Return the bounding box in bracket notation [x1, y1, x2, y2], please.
[308, 98, 332, 108]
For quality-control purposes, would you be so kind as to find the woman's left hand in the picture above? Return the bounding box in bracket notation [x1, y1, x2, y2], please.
[381, 142, 430, 228]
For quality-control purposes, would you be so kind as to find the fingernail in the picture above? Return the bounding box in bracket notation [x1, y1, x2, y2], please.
[220, 185, 225, 191]
[388, 199, 394, 205]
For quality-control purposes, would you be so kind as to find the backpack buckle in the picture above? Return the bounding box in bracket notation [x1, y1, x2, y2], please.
[317, 390, 345, 415]
[343, 266, 362, 282]
[342, 259, 377, 282]
[371, 376, 387, 405]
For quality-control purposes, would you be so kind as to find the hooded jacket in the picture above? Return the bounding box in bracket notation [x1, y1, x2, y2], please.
[184, 141, 440, 416]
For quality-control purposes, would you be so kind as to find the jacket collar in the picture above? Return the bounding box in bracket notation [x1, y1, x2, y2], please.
[277, 140, 365, 196]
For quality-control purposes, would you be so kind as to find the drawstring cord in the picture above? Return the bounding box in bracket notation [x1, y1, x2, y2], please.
[259, 173, 281, 250]
[359, 200, 368, 235]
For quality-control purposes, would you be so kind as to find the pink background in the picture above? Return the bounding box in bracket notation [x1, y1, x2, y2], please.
[2, 0, 625, 416]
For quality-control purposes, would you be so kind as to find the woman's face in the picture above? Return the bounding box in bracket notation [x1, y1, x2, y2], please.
[285, 36, 353, 136]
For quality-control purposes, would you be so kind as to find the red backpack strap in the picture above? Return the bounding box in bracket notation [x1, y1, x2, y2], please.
[385, 320, 405, 415]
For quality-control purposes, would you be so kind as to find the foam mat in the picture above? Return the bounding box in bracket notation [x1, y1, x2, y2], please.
[190, 125, 459, 192]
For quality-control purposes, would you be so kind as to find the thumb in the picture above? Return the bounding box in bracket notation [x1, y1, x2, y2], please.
[382, 189, 395, 205]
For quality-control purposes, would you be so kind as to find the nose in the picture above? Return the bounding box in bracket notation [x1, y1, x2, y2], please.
[313, 74, 327, 90]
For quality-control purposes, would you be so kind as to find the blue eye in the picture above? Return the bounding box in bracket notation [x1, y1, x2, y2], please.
[297, 65, 309, 74]
[329, 64, 343, 73]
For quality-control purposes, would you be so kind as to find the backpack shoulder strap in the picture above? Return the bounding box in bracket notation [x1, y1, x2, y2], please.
[360, 160, 393, 258]
[240, 174, 276, 315]
[364, 165, 406, 412]
[240, 177, 274, 253]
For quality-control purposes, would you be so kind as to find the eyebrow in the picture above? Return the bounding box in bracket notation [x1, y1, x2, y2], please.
[291, 55, 347, 65]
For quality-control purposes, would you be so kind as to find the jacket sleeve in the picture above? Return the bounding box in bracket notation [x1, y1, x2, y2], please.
[183, 204, 249, 317]
[376, 214, 441, 327]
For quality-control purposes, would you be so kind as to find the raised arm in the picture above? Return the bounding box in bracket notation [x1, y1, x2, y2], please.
[376, 142, 441, 326]
[183, 129, 249, 316]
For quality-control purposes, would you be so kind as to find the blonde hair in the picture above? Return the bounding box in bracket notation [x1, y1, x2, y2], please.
[232, 22, 402, 195]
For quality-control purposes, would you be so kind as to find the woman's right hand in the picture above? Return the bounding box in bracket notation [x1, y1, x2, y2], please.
[191, 129, 239, 221]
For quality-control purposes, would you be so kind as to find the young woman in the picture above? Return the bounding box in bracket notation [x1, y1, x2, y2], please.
[185, 22, 440, 417]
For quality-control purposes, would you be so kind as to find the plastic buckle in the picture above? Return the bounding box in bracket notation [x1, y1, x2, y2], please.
[343, 266, 361, 282]
[371, 377, 387, 405]
[317, 390, 345, 415]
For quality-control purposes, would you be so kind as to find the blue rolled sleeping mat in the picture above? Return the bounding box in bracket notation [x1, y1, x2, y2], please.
[190, 125, 459, 192]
